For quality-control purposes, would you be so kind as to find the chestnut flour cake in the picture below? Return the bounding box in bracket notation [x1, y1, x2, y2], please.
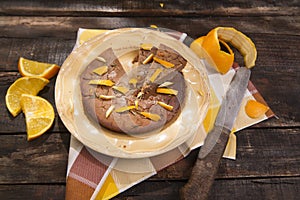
[80, 43, 187, 134]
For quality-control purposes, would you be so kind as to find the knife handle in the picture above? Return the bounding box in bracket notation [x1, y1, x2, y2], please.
[180, 126, 231, 200]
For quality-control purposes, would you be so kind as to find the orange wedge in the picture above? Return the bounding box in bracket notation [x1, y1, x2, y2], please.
[20, 94, 55, 141]
[190, 27, 257, 74]
[18, 57, 60, 79]
[5, 77, 49, 117]
[245, 100, 269, 119]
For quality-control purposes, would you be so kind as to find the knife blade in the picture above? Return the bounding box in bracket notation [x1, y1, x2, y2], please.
[180, 67, 251, 200]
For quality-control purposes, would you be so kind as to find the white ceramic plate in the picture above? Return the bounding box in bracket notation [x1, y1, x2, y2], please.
[55, 28, 210, 158]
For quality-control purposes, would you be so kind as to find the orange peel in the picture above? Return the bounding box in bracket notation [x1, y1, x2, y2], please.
[245, 100, 269, 119]
[190, 27, 257, 74]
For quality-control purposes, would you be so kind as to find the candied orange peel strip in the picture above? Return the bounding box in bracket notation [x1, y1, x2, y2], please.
[106, 105, 115, 118]
[88, 79, 115, 86]
[99, 95, 116, 100]
[134, 99, 139, 109]
[190, 27, 257, 74]
[112, 86, 129, 94]
[149, 68, 163, 82]
[93, 66, 108, 76]
[156, 88, 178, 95]
[140, 112, 161, 121]
[115, 105, 136, 113]
[245, 100, 269, 119]
[142, 53, 154, 64]
[153, 57, 175, 68]
[158, 81, 173, 88]
[129, 78, 137, 87]
[158, 101, 173, 111]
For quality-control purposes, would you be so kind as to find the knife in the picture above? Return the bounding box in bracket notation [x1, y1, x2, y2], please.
[180, 67, 251, 200]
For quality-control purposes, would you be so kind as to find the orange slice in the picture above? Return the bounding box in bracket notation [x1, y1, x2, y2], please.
[5, 77, 49, 117]
[190, 27, 257, 74]
[18, 57, 60, 79]
[245, 100, 269, 118]
[20, 94, 55, 141]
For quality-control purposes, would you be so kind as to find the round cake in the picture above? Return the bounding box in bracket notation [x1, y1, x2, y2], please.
[80, 43, 187, 134]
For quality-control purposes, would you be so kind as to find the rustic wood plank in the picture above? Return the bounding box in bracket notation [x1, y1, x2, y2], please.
[0, 16, 300, 40]
[118, 177, 300, 200]
[0, 31, 299, 132]
[154, 128, 300, 180]
[0, 0, 299, 17]
[0, 38, 73, 72]
[1, 33, 299, 71]
[0, 184, 66, 200]
[1, 177, 299, 200]
[0, 129, 299, 184]
[0, 133, 69, 184]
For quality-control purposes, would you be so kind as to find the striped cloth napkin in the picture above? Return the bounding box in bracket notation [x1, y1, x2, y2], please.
[65, 28, 274, 200]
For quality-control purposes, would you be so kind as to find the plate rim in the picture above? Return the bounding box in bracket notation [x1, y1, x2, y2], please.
[55, 27, 210, 158]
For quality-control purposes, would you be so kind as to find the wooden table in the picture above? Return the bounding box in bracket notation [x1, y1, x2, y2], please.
[0, 1, 299, 199]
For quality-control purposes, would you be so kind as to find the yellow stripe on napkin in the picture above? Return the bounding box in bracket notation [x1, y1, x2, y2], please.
[202, 88, 220, 133]
[95, 173, 119, 200]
